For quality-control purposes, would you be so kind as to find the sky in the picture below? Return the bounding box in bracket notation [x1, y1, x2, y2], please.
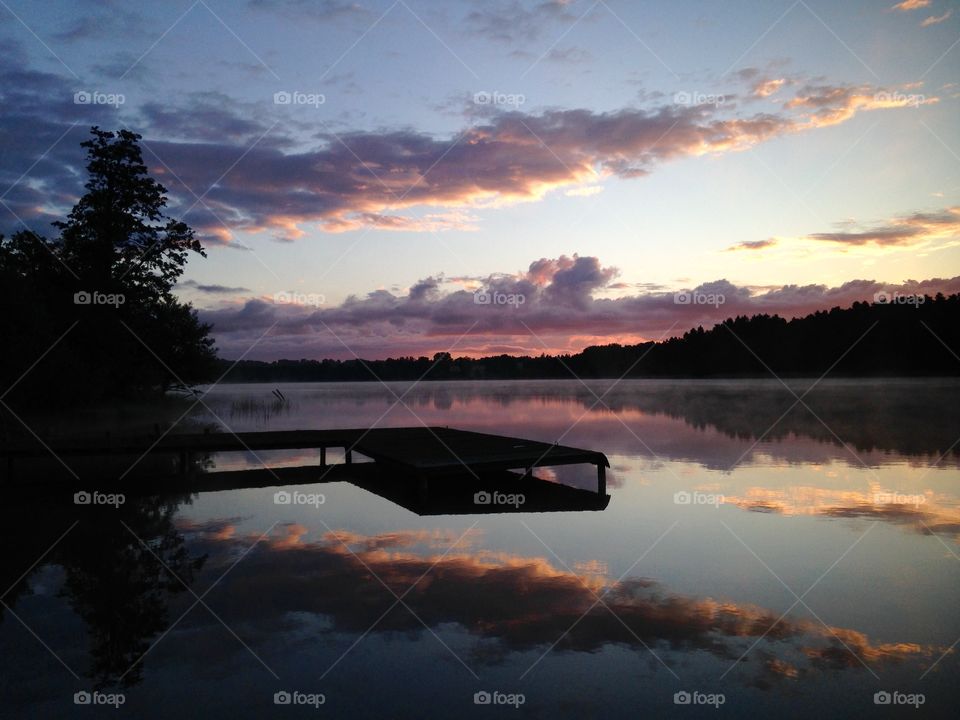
[1, 0, 959, 359]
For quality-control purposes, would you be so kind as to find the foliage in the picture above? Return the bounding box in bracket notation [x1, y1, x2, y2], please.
[0, 127, 216, 408]
[218, 295, 960, 381]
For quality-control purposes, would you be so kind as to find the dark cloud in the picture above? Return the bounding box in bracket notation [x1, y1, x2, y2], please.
[727, 239, 778, 251]
[179, 280, 251, 294]
[133, 87, 922, 240]
[807, 207, 959, 246]
[0, 45, 936, 243]
[408, 275, 441, 302]
[138, 93, 271, 144]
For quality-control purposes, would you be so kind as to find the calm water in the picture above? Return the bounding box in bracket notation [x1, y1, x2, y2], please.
[2, 379, 959, 718]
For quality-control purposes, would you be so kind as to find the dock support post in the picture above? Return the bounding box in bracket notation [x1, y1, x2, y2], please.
[345, 448, 352, 464]
[179, 449, 189, 475]
[320, 446, 326, 467]
[597, 464, 606, 496]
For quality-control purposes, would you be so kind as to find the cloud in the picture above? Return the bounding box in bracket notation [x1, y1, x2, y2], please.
[50, 1, 145, 43]
[142, 80, 935, 241]
[564, 184, 604, 197]
[138, 93, 272, 144]
[752, 78, 786, 98]
[786, 83, 936, 128]
[889, 0, 931, 11]
[0, 47, 938, 243]
[547, 45, 591, 64]
[196, 253, 960, 359]
[725, 484, 960, 542]
[727, 238, 778, 251]
[174, 523, 943, 682]
[465, 0, 580, 43]
[921, 9, 953, 26]
[179, 280, 252, 294]
[247, 0, 371, 23]
[806, 206, 960, 246]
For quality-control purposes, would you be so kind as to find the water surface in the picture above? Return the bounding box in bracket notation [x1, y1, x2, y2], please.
[2, 379, 958, 718]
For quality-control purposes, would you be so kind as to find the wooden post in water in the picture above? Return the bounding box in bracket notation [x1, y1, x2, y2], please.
[345, 448, 352, 464]
[320, 446, 326, 467]
[597, 463, 606, 496]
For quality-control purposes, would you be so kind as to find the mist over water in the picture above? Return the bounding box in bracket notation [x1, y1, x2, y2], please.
[2, 379, 958, 718]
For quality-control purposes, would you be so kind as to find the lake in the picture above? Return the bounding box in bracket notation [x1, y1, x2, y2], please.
[2, 379, 958, 718]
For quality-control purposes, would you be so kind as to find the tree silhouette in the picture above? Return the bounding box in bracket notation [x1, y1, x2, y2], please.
[0, 493, 206, 689]
[0, 127, 216, 409]
[216, 294, 960, 382]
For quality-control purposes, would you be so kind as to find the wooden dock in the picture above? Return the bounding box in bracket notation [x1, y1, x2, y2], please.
[1, 426, 610, 494]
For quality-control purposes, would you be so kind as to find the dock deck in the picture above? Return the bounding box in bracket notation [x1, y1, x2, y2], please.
[2, 426, 610, 494]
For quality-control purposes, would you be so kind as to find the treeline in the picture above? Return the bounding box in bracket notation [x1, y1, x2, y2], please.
[219, 293, 960, 382]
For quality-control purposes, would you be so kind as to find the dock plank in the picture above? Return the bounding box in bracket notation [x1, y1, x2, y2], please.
[1, 426, 609, 491]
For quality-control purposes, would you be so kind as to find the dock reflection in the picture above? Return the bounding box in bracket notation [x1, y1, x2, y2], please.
[350, 469, 610, 515]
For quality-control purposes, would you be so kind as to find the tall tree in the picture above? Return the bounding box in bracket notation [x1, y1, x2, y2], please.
[0, 127, 217, 409]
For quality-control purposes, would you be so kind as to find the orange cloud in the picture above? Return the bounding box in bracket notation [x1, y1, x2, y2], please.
[186, 523, 948, 684]
[271, 523, 309, 549]
[140, 81, 937, 242]
[787, 84, 937, 129]
[921, 9, 953, 26]
[725, 483, 960, 541]
[889, 0, 932, 11]
[753, 78, 786, 97]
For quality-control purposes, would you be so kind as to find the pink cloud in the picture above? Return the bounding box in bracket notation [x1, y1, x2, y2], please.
[806, 206, 960, 246]
[195, 252, 960, 360]
[138, 81, 935, 243]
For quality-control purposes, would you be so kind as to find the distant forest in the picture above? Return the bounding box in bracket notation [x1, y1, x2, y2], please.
[220, 293, 960, 382]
